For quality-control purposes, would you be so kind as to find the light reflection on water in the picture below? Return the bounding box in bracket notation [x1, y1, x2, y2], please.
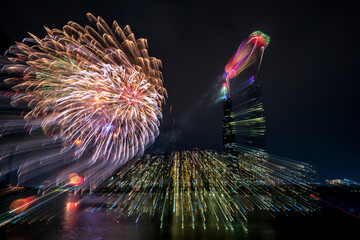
[1, 192, 359, 239]
[63, 201, 80, 229]
[0, 193, 288, 240]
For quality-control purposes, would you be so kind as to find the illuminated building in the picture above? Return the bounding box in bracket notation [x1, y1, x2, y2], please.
[325, 178, 360, 187]
[231, 76, 266, 150]
[222, 97, 236, 154]
[222, 31, 269, 152]
[0, 150, 315, 229]
[95, 150, 315, 229]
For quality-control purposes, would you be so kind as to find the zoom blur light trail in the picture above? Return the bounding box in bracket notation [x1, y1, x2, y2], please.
[0, 150, 316, 229]
[224, 31, 269, 96]
[97, 150, 316, 230]
[0, 13, 166, 189]
[9, 196, 36, 214]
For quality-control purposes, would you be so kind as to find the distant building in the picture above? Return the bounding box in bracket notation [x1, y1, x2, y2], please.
[325, 178, 360, 187]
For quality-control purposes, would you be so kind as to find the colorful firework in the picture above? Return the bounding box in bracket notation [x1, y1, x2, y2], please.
[68, 173, 84, 186]
[0, 13, 166, 188]
[224, 31, 270, 96]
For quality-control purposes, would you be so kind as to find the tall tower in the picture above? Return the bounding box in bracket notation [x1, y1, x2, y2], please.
[222, 30, 269, 152]
[234, 76, 266, 150]
[222, 83, 236, 155]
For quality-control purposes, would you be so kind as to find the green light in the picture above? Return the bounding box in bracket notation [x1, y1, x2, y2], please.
[249, 31, 270, 48]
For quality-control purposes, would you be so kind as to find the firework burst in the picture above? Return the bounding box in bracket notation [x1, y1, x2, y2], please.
[225, 31, 270, 80]
[1, 13, 167, 188]
[224, 31, 270, 96]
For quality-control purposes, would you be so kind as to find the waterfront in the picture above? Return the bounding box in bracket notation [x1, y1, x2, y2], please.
[1, 192, 359, 240]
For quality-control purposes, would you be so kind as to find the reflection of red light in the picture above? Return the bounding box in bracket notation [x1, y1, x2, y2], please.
[66, 202, 80, 209]
[10, 196, 36, 213]
[68, 173, 84, 186]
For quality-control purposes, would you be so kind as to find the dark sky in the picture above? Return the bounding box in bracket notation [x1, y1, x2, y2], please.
[0, 0, 359, 182]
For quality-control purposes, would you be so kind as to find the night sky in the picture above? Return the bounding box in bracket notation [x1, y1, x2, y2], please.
[0, 0, 359, 182]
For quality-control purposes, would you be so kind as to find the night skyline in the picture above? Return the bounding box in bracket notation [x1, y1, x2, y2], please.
[0, 0, 359, 182]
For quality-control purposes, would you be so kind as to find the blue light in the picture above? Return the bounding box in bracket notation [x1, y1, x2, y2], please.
[222, 72, 228, 79]
[104, 123, 112, 133]
[249, 76, 255, 84]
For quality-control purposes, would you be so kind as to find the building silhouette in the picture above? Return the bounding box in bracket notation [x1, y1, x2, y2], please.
[222, 97, 236, 155]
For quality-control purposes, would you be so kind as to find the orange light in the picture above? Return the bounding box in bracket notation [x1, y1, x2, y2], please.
[9, 196, 36, 213]
[68, 173, 84, 186]
[74, 139, 81, 145]
[113, 133, 117, 137]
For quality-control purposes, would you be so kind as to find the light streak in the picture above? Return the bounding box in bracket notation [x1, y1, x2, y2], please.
[9, 196, 36, 214]
[311, 194, 360, 220]
[95, 150, 316, 229]
[224, 31, 269, 97]
[0, 13, 166, 188]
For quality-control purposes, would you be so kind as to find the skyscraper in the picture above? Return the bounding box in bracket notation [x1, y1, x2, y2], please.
[233, 76, 266, 150]
[222, 97, 236, 154]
